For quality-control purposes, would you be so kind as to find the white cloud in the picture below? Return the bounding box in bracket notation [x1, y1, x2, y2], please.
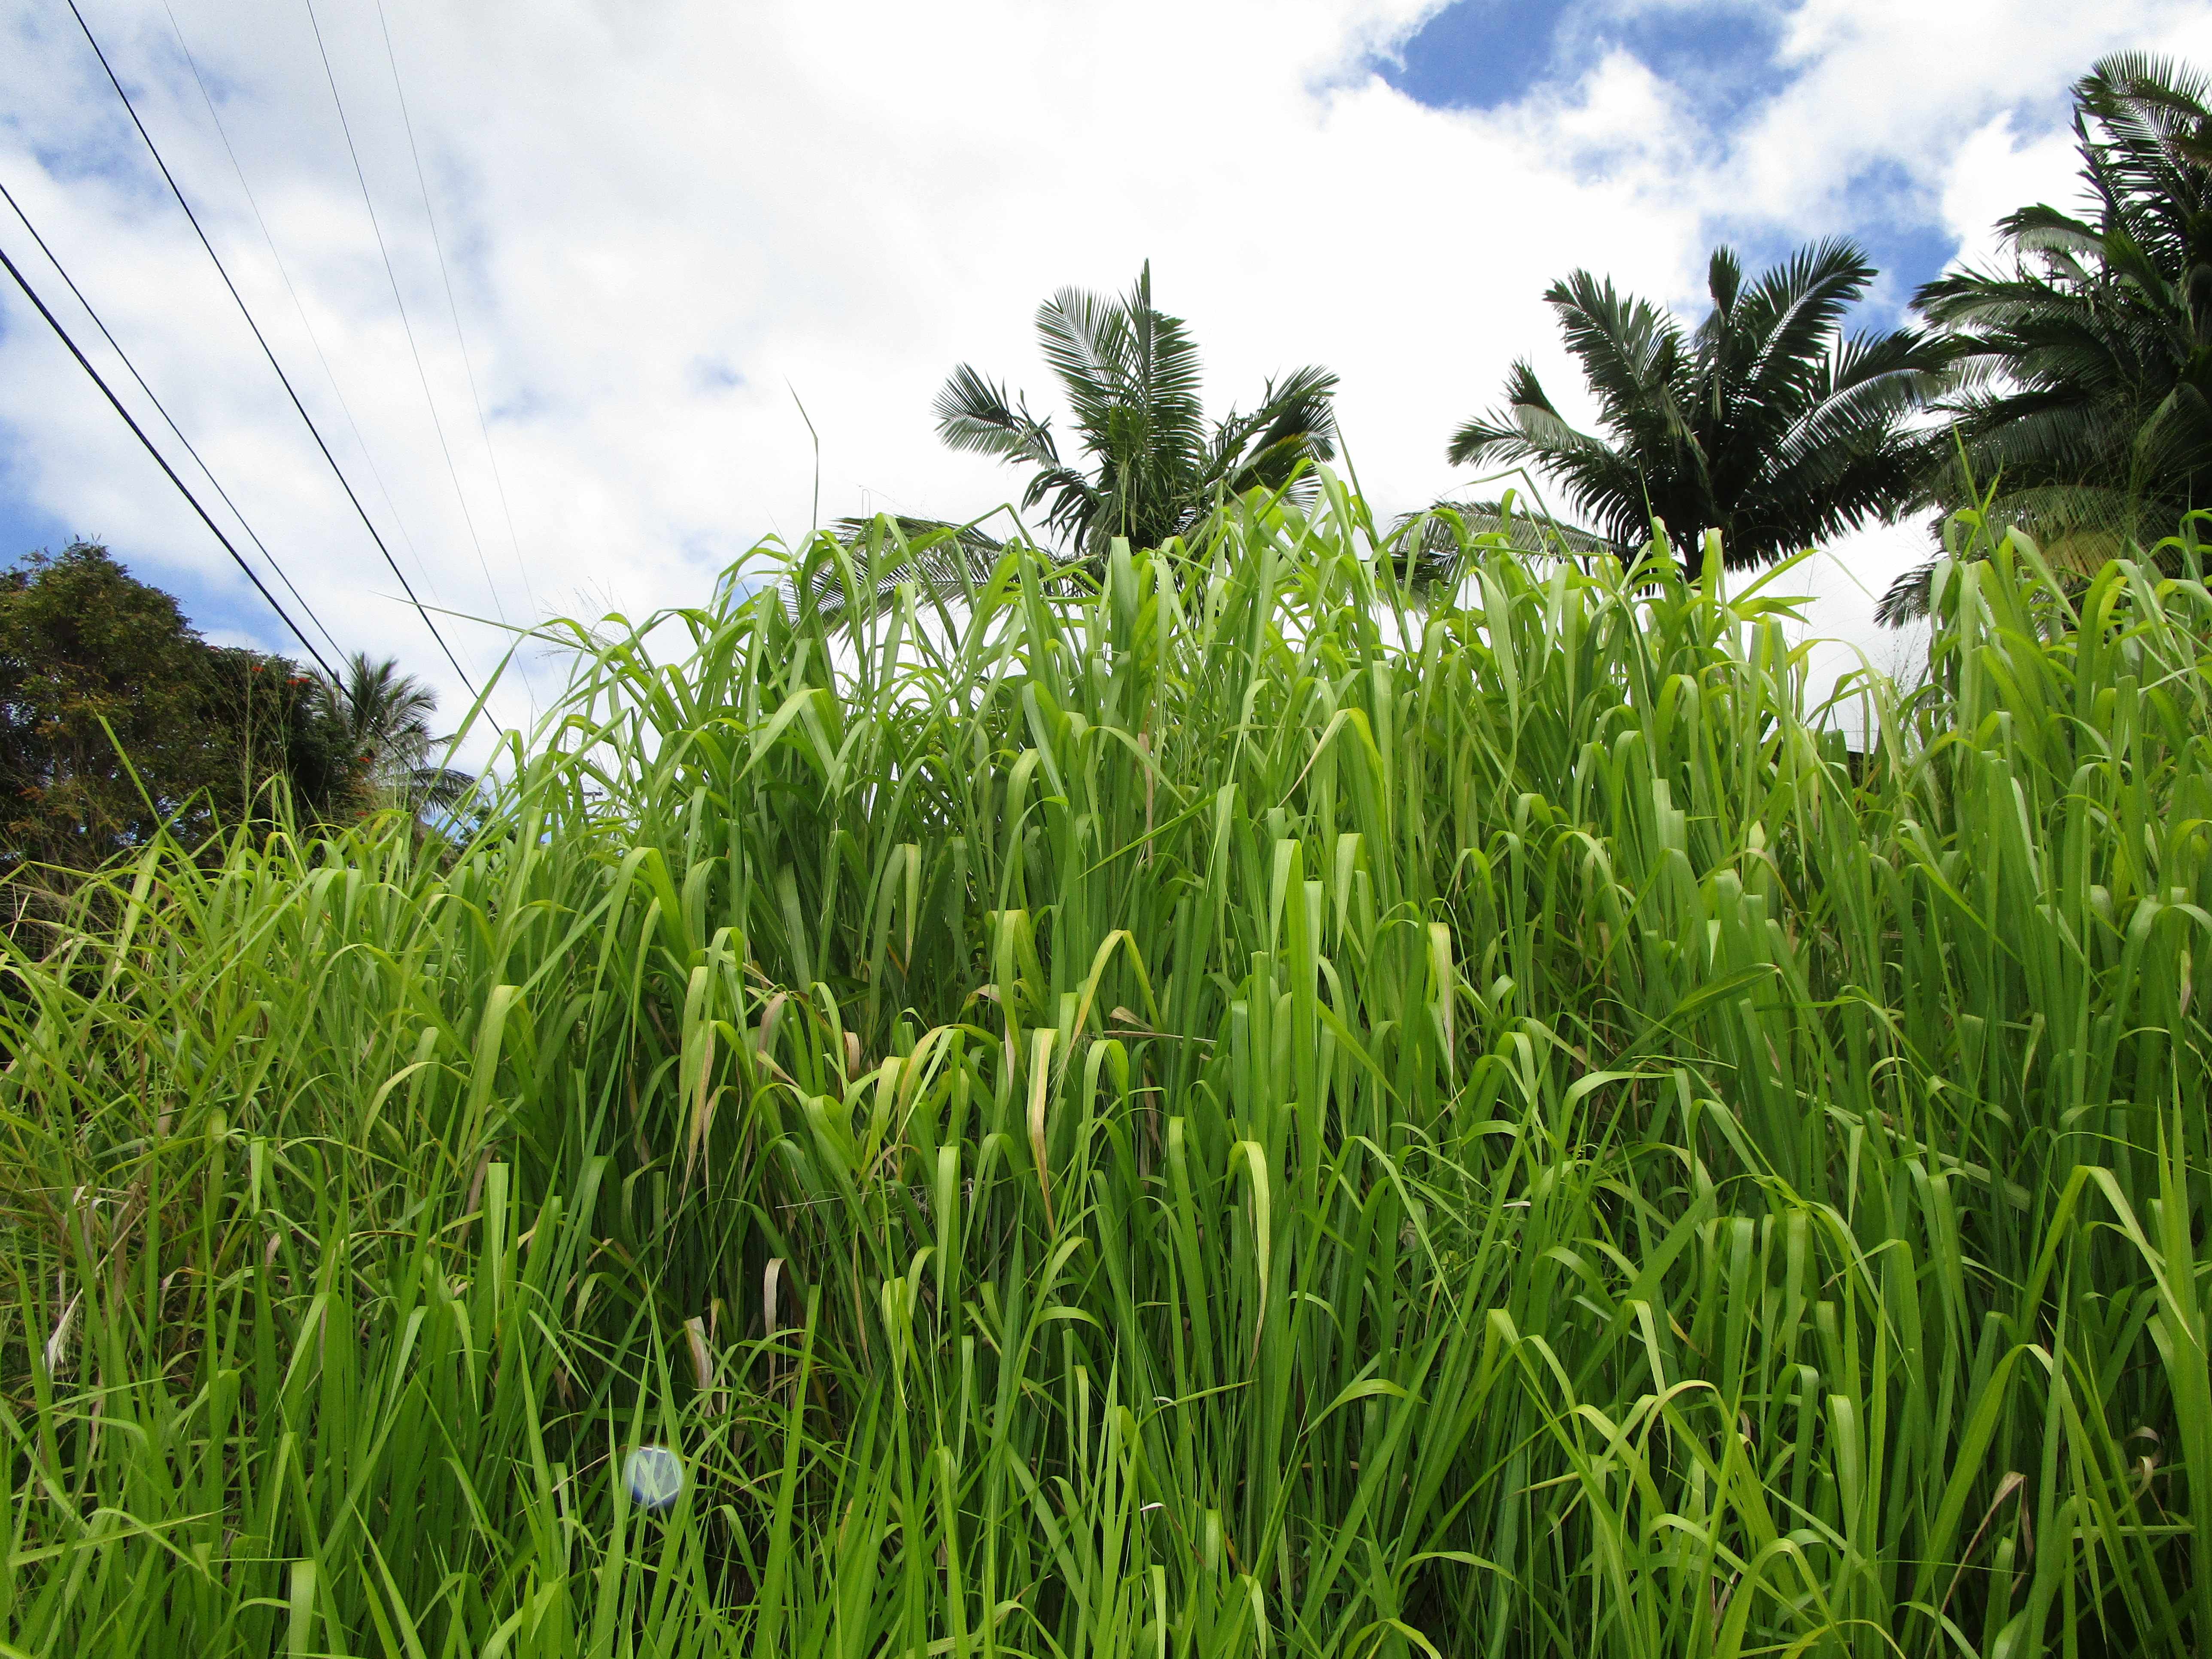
[1941, 113, 2087, 270]
[1, 0, 2205, 752]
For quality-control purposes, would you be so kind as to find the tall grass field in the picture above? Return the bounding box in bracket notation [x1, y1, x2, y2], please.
[4, 486, 2209, 1656]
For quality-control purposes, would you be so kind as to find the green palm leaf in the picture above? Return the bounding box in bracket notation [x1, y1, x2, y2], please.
[1452, 241, 1939, 574]
[818, 263, 1343, 626]
[1899, 52, 2212, 613]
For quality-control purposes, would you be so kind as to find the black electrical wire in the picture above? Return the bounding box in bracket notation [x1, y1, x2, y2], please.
[0, 238, 337, 679]
[0, 174, 344, 663]
[63, 0, 478, 696]
[374, 0, 537, 617]
[158, 0, 443, 622]
[303, 0, 504, 624]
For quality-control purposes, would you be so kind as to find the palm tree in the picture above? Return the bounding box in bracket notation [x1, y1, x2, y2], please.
[1879, 53, 2212, 623]
[1385, 496, 1622, 595]
[798, 514, 1023, 628]
[933, 262, 1339, 560]
[313, 653, 474, 814]
[803, 266, 1338, 628]
[1450, 241, 1946, 577]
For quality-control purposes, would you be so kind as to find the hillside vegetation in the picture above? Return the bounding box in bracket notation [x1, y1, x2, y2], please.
[4, 489, 2209, 1657]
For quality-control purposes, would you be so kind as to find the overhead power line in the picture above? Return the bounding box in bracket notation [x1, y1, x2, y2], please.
[375, 0, 538, 617]
[63, 0, 478, 696]
[0, 174, 343, 663]
[0, 237, 337, 679]
[159, 0, 445, 617]
[302, 0, 506, 625]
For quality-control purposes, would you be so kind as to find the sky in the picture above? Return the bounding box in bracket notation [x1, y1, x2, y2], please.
[5, 0, 2211, 751]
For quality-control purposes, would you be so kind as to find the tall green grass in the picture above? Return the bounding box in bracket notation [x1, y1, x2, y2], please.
[3, 484, 2208, 1657]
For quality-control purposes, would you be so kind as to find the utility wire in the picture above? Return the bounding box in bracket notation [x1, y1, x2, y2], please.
[0, 174, 344, 662]
[0, 238, 337, 679]
[63, 0, 477, 696]
[159, 0, 444, 617]
[376, 0, 538, 617]
[301, 0, 505, 626]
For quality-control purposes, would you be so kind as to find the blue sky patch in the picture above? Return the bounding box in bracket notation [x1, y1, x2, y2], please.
[1380, 3, 1963, 324]
[0, 482, 71, 567]
[1831, 175, 1967, 322]
[1606, 5, 1795, 129]
[1379, 0, 1571, 110]
[1380, 0, 1797, 124]
[0, 481, 274, 651]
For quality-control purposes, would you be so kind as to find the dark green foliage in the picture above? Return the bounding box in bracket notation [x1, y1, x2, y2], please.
[0, 542, 345, 890]
[1452, 241, 1945, 574]
[1883, 54, 2212, 622]
[0, 546, 468, 929]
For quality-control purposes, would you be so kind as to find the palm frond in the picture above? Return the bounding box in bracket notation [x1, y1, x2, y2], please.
[802, 515, 1012, 626]
[1732, 238, 1878, 436]
[404, 765, 479, 814]
[1212, 364, 1340, 497]
[1447, 362, 1610, 468]
[935, 365, 1060, 466]
[1899, 53, 2212, 620]
[1705, 246, 1744, 320]
[1458, 237, 1935, 575]
[1547, 271, 1689, 452]
[1876, 557, 1941, 624]
[921, 263, 1337, 560]
[1386, 497, 1621, 590]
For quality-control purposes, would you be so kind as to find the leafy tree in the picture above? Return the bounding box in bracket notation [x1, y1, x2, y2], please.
[1, 541, 343, 895]
[202, 644, 351, 820]
[1450, 240, 1946, 576]
[313, 652, 475, 814]
[1881, 53, 2212, 622]
[933, 262, 1339, 560]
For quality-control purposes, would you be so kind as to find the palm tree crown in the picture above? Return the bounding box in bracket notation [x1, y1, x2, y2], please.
[1451, 240, 1945, 573]
[313, 653, 473, 813]
[1880, 52, 2212, 621]
[934, 262, 1339, 558]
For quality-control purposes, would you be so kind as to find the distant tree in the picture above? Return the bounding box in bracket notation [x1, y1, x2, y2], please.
[202, 644, 352, 821]
[799, 514, 1020, 628]
[0, 541, 343, 894]
[807, 267, 1338, 626]
[1385, 496, 1623, 595]
[1450, 241, 1947, 577]
[1881, 53, 2212, 622]
[312, 652, 475, 815]
[933, 261, 1339, 559]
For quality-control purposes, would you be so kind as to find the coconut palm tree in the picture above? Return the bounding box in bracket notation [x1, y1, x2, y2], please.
[1879, 52, 2212, 623]
[1450, 240, 1946, 577]
[805, 266, 1338, 628]
[933, 262, 1339, 559]
[313, 653, 474, 814]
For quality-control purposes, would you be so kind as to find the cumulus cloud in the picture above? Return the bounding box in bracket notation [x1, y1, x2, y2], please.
[2, 0, 2208, 750]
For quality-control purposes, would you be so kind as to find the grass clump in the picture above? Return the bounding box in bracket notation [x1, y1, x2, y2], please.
[3, 485, 2209, 1657]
